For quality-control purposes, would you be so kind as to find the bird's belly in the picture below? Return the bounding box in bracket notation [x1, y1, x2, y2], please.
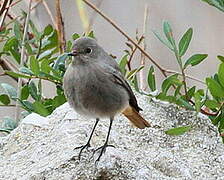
[72, 80, 129, 118]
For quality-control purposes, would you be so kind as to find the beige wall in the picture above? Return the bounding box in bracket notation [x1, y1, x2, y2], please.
[1, 0, 223, 119]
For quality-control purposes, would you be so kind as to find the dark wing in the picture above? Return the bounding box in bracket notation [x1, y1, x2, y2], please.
[112, 73, 142, 112]
[101, 54, 142, 112]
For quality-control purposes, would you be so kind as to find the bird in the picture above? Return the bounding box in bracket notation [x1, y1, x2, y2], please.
[63, 37, 150, 162]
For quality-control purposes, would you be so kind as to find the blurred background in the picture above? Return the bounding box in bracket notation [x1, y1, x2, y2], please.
[0, 0, 223, 119]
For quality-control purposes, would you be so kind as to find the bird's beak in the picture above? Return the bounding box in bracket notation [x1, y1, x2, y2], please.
[68, 50, 79, 56]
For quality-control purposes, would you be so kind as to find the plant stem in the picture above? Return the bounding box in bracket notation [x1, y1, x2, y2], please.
[14, 0, 32, 122]
[140, 4, 149, 91]
[42, 0, 57, 29]
[127, 35, 144, 70]
[55, 0, 66, 53]
[0, 0, 13, 30]
[82, 0, 167, 77]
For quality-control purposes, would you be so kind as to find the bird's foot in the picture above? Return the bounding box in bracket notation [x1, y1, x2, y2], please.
[92, 144, 115, 164]
[71, 142, 91, 161]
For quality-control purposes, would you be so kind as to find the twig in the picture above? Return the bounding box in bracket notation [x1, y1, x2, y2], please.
[42, 0, 57, 29]
[0, 104, 16, 106]
[87, 0, 104, 32]
[82, 0, 205, 86]
[76, 0, 89, 33]
[30, 0, 42, 11]
[14, 0, 32, 122]
[127, 35, 144, 70]
[0, 0, 8, 16]
[55, 0, 66, 53]
[0, 0, 13, 30]
[82, 0, 167, 77]
[165, 69, 205, 85]
[140, 4, 149, 91]
[0, 58, 28, 84]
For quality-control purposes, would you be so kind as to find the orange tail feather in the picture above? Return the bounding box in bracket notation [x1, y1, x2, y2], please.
[122, 106, 150, 129]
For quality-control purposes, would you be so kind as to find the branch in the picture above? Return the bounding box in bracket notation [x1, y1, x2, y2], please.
[87, 0, 104, 32]
[165, 69, 205, 85]
[0, 0, 13, 30]
[55, 0, 66, 53]
[42, 0, 57, 29]
[15, 0, 32, 122]
[82, 0, 167, 77]
[127, 35, 144, 70]
[140, 4, 149, 91]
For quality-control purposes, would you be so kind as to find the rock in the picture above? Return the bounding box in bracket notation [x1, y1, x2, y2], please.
[0, 94, 224, 179]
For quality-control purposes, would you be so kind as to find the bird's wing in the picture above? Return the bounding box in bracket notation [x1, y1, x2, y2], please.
[101, 65, 141, 112]
[112, 72, 142, 112]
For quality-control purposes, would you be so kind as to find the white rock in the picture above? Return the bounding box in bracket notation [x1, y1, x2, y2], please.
[21, 113, 49, 128]
[0, 94, 224, 179]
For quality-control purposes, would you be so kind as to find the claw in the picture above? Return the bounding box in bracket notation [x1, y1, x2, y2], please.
[92, 144, 115, 164]
[72, 143, 91, 160]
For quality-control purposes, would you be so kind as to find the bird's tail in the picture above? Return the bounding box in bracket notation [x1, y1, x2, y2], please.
[122, 106, 150, 129]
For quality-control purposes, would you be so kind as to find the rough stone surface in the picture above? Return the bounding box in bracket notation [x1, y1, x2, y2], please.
[0, 94, 224, 180]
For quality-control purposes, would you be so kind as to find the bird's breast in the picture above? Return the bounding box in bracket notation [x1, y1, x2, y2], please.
[63, 64, 129, 118]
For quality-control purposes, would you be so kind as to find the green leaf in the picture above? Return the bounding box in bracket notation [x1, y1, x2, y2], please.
[153, 30, 173, 50]
[165, 126, 192, 136]
[30, 56, 40, 75]
[72, 33, 80, 40]
[38, 49, 54, 60]
[3, 37, 19, 51]
[43, 25, 53, 36]
[40, 58, 54, 73]
[66, 40, 73, 52]
[184, 54, 208, 69]
[14, 20, 22, 40]
[52, 94, 66, 108]
[132, 75, 139, 92]
[0, 94, 10, 105]
[217, 55, 224, 63]
[119, 54, 128, 76]
[1, 83, 17, 100]
[177, 97, 195, 110]
[87, 31, 95, 38]
[162, 74, 182, 94]
[202, 0, 224, 12]
[186, 86, 196, 100]
[53, 53, 68, 70]
[19, 67, 34, 75]
[41, 30, 58, 51]
[33, 101, 50, 116]
[39, 72, 62, 83]
[21, 85, 29, 100]
[28, 81, 40, 101]
[194, 91, 202, 113]
[206, 77, 224, 98]
[147, 66, 156, 91]
[10, 49, 21, 64]
[19, 100, 34, 112]
[2, 117, 17, 129]
[5, 71, 32, 79]
[218, 63, 224, 88]
[127, 66, 144, 80]
[205, 99, 220, 109]
[29, 20, 41, 40]
[178, 28, 193, 57]
[163, 21, 175, 47]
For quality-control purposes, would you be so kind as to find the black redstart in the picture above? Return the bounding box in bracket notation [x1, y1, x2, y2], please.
[63, 37, 150, 162]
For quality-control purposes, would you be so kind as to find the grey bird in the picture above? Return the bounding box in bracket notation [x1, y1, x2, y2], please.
[63, 37, 150, 162]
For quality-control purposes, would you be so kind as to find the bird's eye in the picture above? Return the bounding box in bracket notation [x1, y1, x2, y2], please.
[84, 47, 92, 54]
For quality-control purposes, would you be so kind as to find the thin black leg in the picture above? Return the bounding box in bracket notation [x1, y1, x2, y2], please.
[94, 117, 115, 163]
[74, 118, 99, 160]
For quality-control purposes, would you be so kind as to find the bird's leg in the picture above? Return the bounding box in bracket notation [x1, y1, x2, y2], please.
[73, 118, 99, 160]
[94, 117, 115, 163]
